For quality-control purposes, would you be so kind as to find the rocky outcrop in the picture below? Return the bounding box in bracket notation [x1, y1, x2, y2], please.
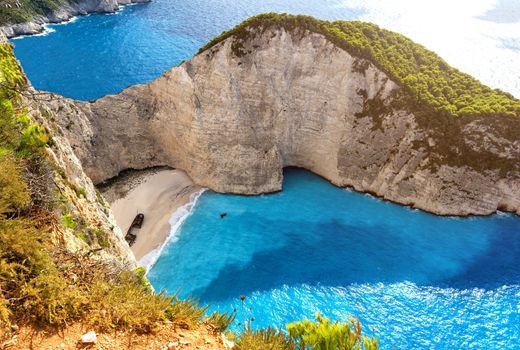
[0, 0, 151, 38]
[50, 26, 520, 216]
[34, 95, 136, 266]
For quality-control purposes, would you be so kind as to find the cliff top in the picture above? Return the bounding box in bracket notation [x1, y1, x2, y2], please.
[199, 13, 520, 119]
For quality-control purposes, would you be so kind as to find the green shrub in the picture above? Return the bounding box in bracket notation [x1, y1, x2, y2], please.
[22, 271, 86, 325]
[164, 293, 208, 329]
[287, 314, 378, 350]
[17, 123, 50, 156]
[135, 266, 152, 293]
[86, 278, 170, 333]
[61, 213, 77, 230]
[93, 228, 110, 248]
[208, 310, 236, 332]
[0, 154, 30, 213]
[237, 325, 296, 350]
[75, 187, 87, 198]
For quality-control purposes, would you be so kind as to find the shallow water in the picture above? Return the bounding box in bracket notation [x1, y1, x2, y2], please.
[11, 0, 520, 100]
[148, 169, 520, 349]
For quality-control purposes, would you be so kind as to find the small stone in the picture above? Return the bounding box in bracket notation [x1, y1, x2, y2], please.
[81, 331, 97, 344]
[179, 340, 190, 345]
[221, 334, 235, 349]
[167, 341, 178, 349]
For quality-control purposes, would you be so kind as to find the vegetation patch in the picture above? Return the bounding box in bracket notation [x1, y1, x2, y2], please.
[235, 314, 378, 350]
[198, 13, 520, 119]
[0, 0, 70, 25]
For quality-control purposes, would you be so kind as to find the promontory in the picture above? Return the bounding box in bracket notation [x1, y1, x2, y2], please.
[44, 13, 520, 216]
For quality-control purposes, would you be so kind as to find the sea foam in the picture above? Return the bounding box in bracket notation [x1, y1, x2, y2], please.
[139, 188, 206, 272]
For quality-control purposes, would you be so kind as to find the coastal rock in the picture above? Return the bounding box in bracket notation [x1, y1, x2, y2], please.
[50, 27, 520, 216]
[0, 0, 151, 38]
[80, 331, 97, 344]
[32, 93, 136, 266]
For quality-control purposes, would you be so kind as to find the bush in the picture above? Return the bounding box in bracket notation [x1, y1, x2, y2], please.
[86, 277, 172, 333]
[237, 325, 295, 350]
[61, 213, 76, 230]
[0, 153, 30, 213]
[164, 293, 208, 329]
[286, 314, 378, 350]
[208, 310, 236, 332]
[135, 266, 153, 293]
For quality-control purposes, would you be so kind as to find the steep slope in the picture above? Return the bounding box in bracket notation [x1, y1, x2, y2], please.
[0, 36, 132, 268]
[52, 14, 520, 216]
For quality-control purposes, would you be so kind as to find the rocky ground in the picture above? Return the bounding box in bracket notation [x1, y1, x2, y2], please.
[2, 323, 230, 350]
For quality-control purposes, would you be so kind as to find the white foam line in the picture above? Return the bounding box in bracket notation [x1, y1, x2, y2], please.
[51, 16, 79, 26]
[139, 188, 207, 272]
[11, 25, 55, 40]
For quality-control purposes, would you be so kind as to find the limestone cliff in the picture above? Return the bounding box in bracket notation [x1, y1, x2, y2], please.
[31, 93, 136, 266]
[0, 0, 150, 38]
[50, 16, 520, 217]
[0, 33, 135, 269]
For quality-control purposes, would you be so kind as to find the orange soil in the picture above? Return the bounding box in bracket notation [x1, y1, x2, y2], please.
[2, 322, 229, 350]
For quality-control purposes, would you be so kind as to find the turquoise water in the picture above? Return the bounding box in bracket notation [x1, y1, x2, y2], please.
[148, 169, 520, 349]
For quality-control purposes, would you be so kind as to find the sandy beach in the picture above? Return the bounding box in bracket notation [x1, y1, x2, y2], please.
[100, 168, 200, 264]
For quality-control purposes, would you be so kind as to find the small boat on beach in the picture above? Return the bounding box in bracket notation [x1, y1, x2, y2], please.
[125, 213, 144, 246]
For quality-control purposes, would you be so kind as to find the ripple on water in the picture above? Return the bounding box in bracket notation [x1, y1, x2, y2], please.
[148, 169, 520, 349]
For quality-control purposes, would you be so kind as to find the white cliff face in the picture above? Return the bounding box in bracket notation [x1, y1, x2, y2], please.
[54, 28, 520, 216]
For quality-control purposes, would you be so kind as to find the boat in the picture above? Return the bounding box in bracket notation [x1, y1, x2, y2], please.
[125, 213, 144, 246]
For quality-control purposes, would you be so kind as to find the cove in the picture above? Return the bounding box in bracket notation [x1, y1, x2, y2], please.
[148, 169, 520, 349]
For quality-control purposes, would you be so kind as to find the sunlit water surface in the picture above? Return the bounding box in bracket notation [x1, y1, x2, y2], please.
[148, 169, 520, 350]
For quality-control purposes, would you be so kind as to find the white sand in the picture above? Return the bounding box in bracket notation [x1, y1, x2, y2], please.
[108, 169, 199, 261]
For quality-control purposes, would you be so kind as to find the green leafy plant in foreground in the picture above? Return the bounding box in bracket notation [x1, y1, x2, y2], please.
[287, 314, 378, 350]
[208, 310, 236, 332]
[235, 314, 377, 350]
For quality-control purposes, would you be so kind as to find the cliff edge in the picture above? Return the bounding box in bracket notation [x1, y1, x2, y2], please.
[53, 14, 520, 216]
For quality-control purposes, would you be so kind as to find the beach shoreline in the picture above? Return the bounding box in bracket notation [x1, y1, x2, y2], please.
[99, 168, 201, 265]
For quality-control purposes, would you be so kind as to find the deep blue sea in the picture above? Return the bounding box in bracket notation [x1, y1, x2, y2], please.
[11, 0, 520, 348]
